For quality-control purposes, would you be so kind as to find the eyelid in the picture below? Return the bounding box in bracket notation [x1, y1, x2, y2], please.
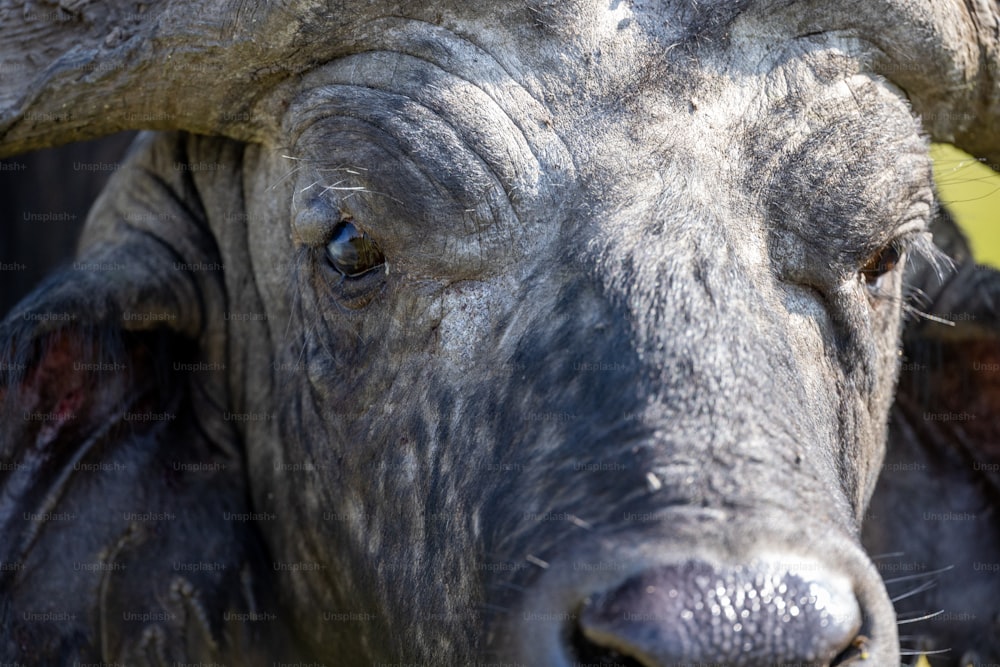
[894, 214, 930, 239]
[864, 217, 928, 267]
[887, 229, 922, 256]
[890, 221, 936, 261]
[292, 197, 341, 247]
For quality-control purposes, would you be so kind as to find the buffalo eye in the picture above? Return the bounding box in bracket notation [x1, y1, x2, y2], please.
[859, 242, 901, 285]
[325, 219, 385, 277]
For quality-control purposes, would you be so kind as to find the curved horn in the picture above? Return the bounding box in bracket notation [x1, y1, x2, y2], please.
[873, 0, 1000, 168]
[0, 1, 363, 157]
[772, 0, 1000, 167]
[7, 1, 1000, 165]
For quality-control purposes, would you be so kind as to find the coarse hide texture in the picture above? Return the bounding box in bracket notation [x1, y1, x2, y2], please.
[1, 1, 999, 665]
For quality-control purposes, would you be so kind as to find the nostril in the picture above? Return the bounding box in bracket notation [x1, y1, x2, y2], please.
[574, 559, 864, 667]
[569, 622, 646, 667]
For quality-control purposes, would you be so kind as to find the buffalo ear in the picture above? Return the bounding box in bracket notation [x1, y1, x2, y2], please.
[0, 134, 300, 664]
[862, 209, 1000, 659]
[1, 321, 297, 664]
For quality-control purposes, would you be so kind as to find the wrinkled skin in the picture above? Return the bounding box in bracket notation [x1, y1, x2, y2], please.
[2, 1, 1000, 665]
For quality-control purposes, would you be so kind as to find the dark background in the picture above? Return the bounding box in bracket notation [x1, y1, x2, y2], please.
[0, 132, 137, 316]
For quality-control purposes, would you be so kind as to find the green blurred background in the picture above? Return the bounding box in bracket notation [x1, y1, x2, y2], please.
[931, 143, 1000, 269]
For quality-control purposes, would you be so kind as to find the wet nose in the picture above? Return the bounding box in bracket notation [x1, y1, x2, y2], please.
[574, 560, 863, 666]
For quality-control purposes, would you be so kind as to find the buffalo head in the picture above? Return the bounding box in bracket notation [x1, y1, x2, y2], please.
[1, 1, 999, 665]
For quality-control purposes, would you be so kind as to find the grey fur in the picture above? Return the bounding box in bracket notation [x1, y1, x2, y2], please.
[2, 2, 1000, 665]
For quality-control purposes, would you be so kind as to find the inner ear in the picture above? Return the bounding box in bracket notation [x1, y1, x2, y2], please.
[0, 321, 191, 605]
[2, 326, 186, 455]
[0, 314, 298, 662]
[0, 321, 202, 570]
[10, 330, 95, 449]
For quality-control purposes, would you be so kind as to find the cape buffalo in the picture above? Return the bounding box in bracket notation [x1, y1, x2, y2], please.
[1, 1, 999, 665]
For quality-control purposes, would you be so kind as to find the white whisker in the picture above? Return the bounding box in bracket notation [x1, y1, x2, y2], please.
[896, 609, 945, 625]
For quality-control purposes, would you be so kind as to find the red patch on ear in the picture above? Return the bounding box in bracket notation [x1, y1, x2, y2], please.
[24, 332, 91, 447]
[5, 330, 138, 452]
